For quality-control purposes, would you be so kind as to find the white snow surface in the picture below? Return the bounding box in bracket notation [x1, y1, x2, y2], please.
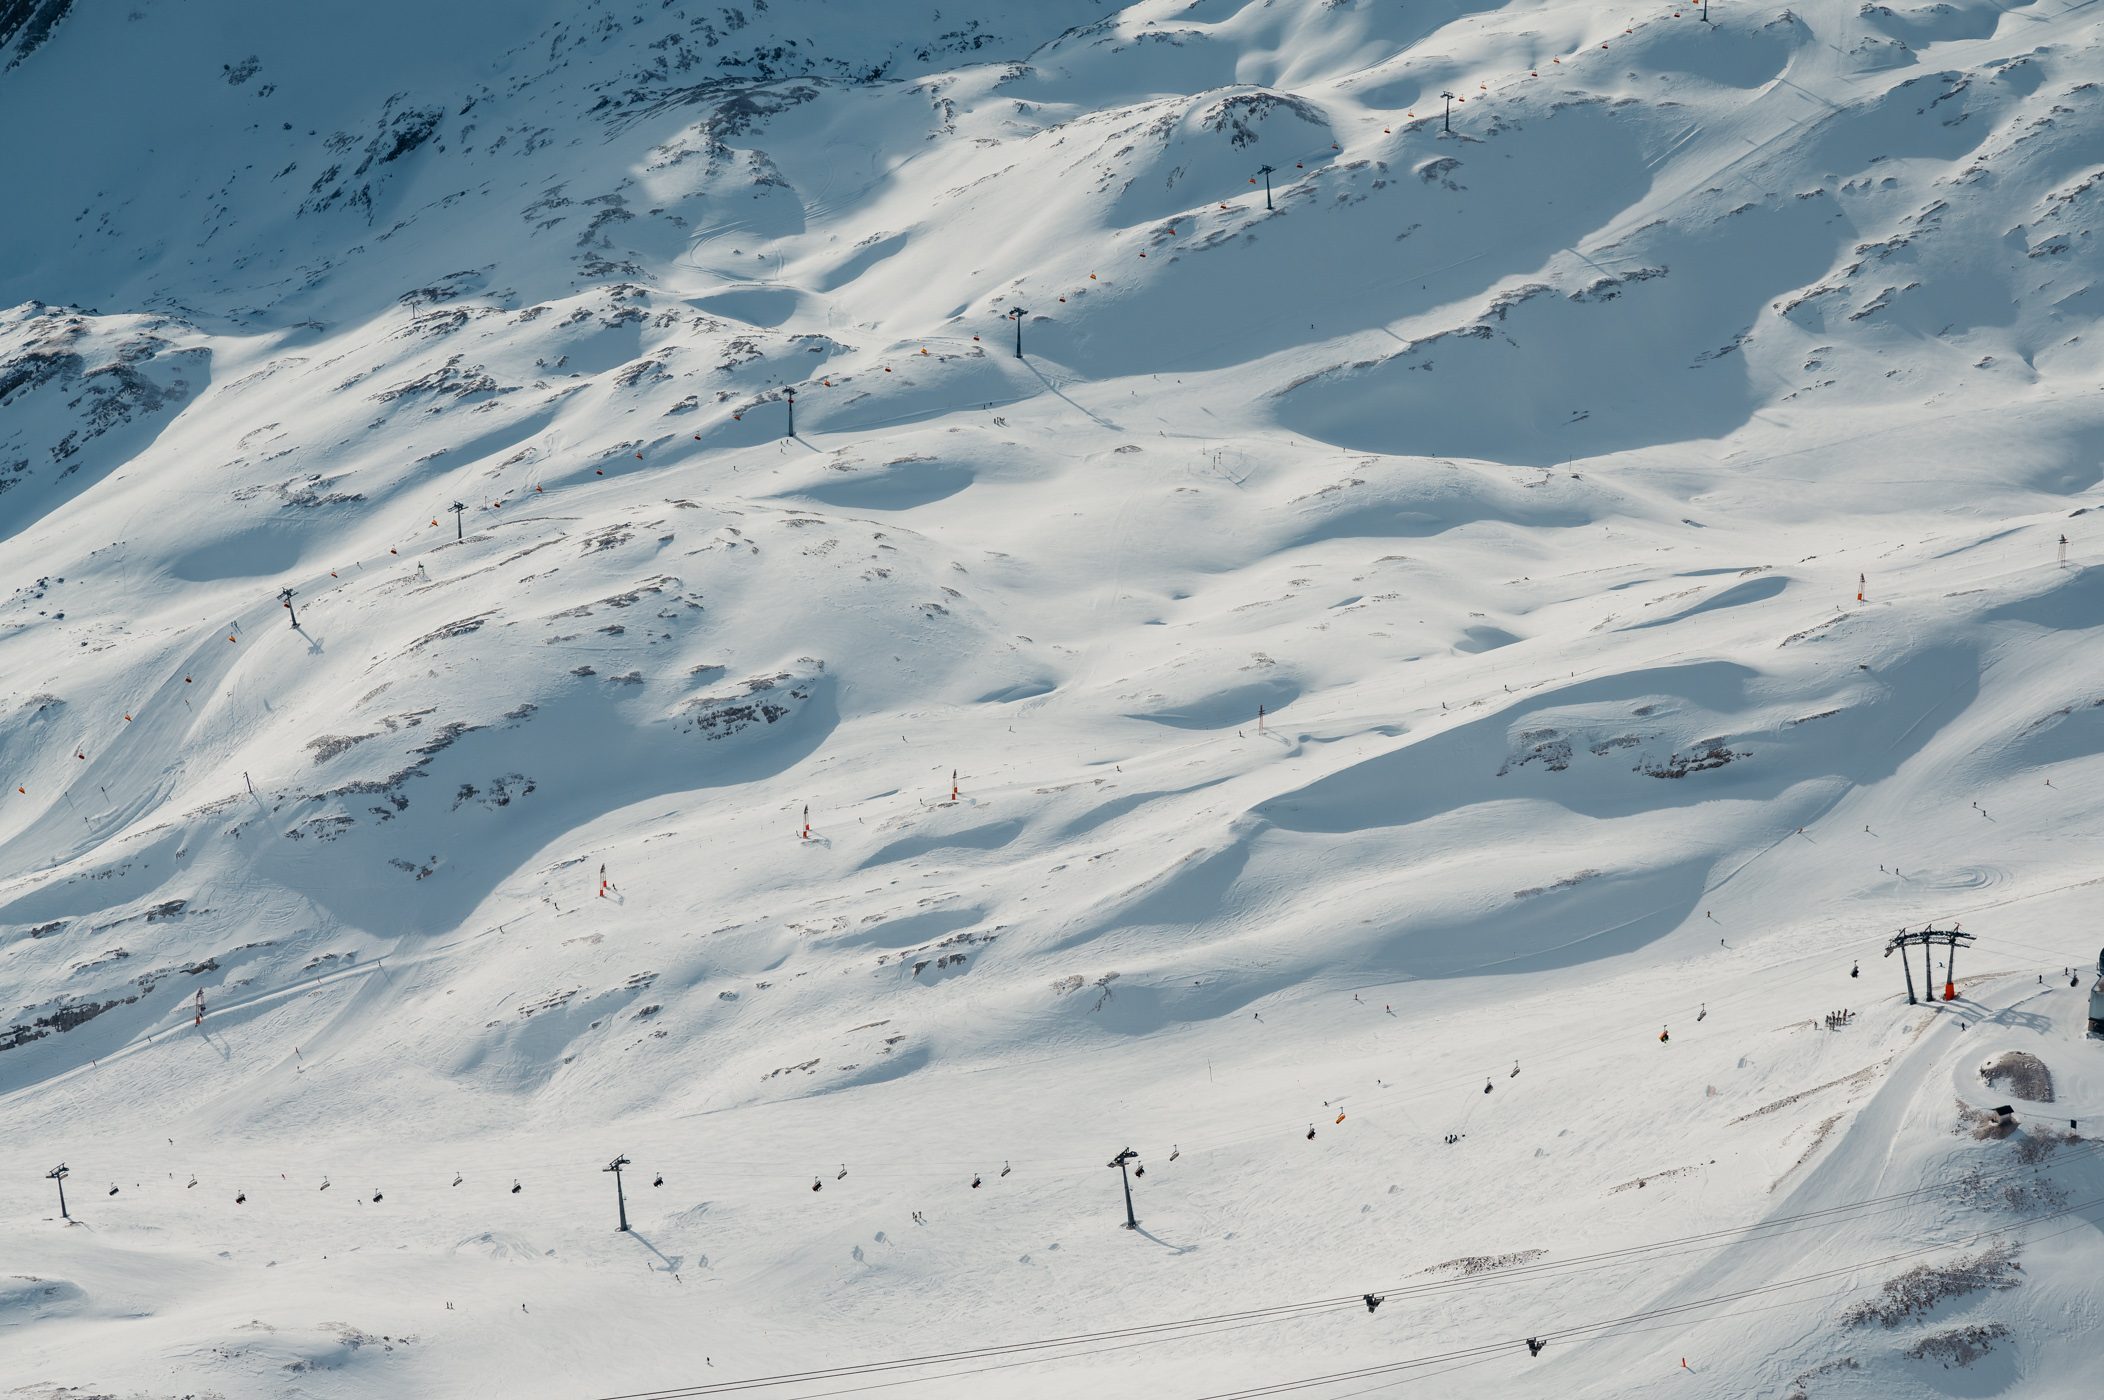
[3, 0, 2104, 1396]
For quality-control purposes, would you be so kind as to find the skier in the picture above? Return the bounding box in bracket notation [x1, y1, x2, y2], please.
[1659, 1026, 1670, 1044]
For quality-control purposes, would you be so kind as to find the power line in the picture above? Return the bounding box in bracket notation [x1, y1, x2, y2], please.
[28, 1112, 2093, 1216]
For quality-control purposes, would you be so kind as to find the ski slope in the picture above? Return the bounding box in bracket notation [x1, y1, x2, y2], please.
[3, 0, 2103, 1396]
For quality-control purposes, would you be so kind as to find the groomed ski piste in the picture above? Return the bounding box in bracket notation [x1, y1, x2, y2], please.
[3, 0, 2103, 1395]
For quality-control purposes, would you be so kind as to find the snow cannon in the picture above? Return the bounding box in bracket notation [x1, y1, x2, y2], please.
[2089, 948, 2104, 1036]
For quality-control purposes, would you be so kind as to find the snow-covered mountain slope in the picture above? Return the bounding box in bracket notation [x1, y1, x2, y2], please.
[3, 1, 2103, 1395]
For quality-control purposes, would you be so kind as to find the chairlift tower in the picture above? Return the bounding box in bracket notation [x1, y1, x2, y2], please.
[47, 1163, 70, 1220]
[279, 587, 298, 628]
[1884, 925, 1976, 1005]
[603, 1154, 631, 1233]
[1107, 1147, 1140, 1230]
[448, 501, 467, 542]
[1009, 306, 1029, 360]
